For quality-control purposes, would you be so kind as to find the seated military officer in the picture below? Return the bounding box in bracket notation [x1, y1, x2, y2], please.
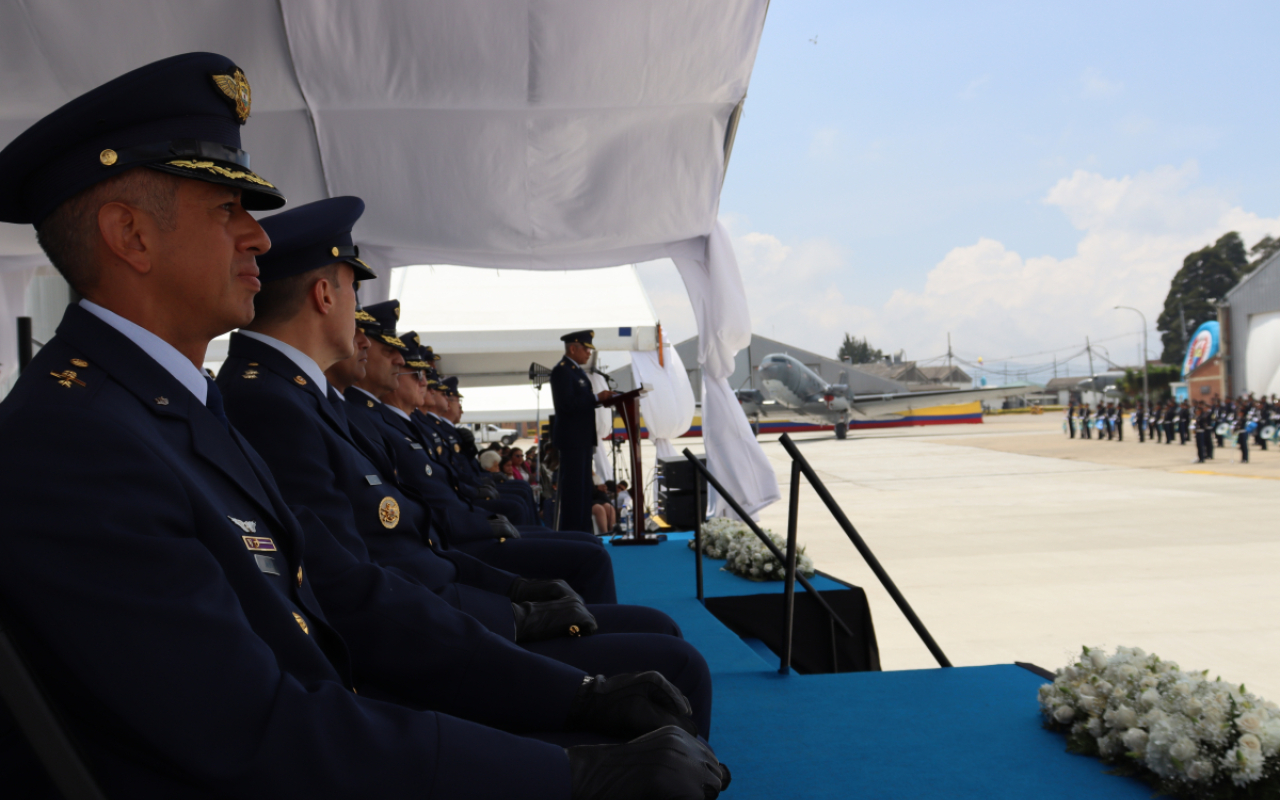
[219, 198, 713, 734]
[332, 317, 619, 596]
[0, 54, 727, 798]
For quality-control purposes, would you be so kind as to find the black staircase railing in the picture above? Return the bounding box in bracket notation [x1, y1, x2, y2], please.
[685, 432, 952, 674]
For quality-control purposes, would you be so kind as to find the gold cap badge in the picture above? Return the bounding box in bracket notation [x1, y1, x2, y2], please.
[211, 68, 252, 123]
[378, 497, 400, 529]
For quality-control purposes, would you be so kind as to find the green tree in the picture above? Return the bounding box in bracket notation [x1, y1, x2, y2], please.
[1156, 232, 1247, 363]
[1249, 234, 1280, 272]
[1118, 364, 1181, 401]
[838, 333, 883, 364]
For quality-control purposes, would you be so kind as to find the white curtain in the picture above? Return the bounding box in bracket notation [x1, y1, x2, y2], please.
[670, 222, 779, 519]
[1246, 311, 1280, 396]
[630, 342, 695, 461]
[588, 371, 614, 483]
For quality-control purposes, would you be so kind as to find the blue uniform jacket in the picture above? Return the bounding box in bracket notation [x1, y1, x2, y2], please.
[0, 305, 574, 798]
[217, 333, 521, 635]
[342, 391, 498, 543]
[551, 355, 599, 452]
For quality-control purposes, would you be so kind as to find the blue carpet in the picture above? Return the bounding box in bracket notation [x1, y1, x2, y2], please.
[611, 541, 1150, 799]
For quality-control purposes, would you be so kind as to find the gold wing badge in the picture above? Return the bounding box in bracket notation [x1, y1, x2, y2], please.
[211, 68, 252, 123]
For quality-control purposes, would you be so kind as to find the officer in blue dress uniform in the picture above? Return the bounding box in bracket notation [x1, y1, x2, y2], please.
[552, 331, 610, 532]
[0, 53, 726, 799]
[220, 198, 714, 734]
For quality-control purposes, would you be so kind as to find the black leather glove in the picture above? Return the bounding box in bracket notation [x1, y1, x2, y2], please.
[567, 726, 730, 800]
[566, 673, 697, 739]
[509, 577, 581, 604]
[487, 515, 521, 540]
[511, 597, 597, 642]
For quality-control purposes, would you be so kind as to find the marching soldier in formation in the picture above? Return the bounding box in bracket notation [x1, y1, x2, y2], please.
[1133, 400, 1145, 443]
[1079, 401, 1092, 439]
[0, 54, 728, 799]
[1066, 399, 1076, 438]
[1163, 400, 1177, 445]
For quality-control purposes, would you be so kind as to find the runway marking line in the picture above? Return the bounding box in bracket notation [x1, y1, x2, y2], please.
[1178, 469, 1280, 481]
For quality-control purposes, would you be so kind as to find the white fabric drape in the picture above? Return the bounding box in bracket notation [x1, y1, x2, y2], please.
[670, 221, 779, 519]
[588, 371, 614, 483]
[630, 342, 695, 462]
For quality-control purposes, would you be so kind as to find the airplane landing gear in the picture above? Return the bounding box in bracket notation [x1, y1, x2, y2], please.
[835, 421, 848, 440]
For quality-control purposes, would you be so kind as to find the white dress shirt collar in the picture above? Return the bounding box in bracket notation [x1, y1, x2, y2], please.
[237, 330, 327, 391]
[385, 404, 412, 422]
[349, 385, 381, 405]
[79, 299, 210, 405]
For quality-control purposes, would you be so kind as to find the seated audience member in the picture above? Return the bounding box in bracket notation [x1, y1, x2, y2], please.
[480, 450, 503, 473]
[0, 54, 726, 799]
[218, 198, 715, 734]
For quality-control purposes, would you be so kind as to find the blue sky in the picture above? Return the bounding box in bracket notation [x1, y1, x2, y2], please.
[637, 0, 1280, 379]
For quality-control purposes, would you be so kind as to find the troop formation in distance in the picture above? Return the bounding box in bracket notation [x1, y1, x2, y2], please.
[1066, 395, 1276, 463]
[0, 53, 731, 798]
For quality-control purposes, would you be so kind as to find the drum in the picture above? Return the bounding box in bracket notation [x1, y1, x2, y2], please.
[1129, 414, 1137, 426]
[1062, 420, 1068, 435]
[1216, 423, 1232, 437]
[1262, 424, 1277, 442]
[1247, 421, 1259, 434]
[1096, 420, 1106, 431]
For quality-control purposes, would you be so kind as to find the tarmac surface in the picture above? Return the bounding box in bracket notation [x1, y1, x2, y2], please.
[740, 414, 1280, 697]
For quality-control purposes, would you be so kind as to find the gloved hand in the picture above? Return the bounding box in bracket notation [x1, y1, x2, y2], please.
[512, 596, 597, 642]
[476, 486, 499, 501]
[509, 577, 582, 604]
[488, 515, 521, 540]
[566, 672, 697, 739]
[567, 726, 731, 800]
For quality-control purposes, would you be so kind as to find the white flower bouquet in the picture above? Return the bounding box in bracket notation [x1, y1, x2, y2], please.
[688, 518, 815, 582]
[1039, 646, 1280, 798]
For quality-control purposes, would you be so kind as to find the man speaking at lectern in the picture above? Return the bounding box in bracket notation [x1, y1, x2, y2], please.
[552, 330, 613, 532]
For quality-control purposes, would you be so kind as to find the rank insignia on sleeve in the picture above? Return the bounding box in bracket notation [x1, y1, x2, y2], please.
[50, 370, 86, 389]
[242, 536, 277, 552]
[227, 514, 257, 532]
[378, 497, 400, 529]
[242, 369, 259, 379]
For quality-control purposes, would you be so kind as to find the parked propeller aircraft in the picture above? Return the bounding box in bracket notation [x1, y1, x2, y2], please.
[736, 353, 1040, 439]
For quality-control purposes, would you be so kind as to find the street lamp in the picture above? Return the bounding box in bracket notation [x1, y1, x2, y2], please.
[1114, 306, 1149, 409]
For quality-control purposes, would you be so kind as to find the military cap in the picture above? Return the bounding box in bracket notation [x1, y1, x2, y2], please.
[401, 332, 432, 370]
[561, 330, 595, 349]
[363, 300, 408, 353]
[0, 52, 284, 226]
[442, 376, 463, 399]
[256, 196, 377, 282]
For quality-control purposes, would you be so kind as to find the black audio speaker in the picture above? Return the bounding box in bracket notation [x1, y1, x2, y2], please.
[656, 454, 706, 529]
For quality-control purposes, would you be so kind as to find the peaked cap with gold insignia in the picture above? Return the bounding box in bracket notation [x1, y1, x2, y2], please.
[363, 300, 409, 353]
[560, 330, 596, 349]
[256, 196, 377, 282]
[0, 52, 284, 225]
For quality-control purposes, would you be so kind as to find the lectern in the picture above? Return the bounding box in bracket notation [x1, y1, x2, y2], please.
[599, 387, 660, 544]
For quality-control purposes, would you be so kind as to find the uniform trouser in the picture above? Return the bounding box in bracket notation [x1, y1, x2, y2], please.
[1194, 431, 1206, 461]
[556, 447, 595, 533]
[1068, 419, 1075, 438]
[1107, 421, 1114, 440]
[524, 605, 714, 737]
[1204, 432, 1214, 459]
[1239, 433, 1249, 462]
[1117, 420, 1123, 441]
[1165, 423, 1175, 442]
[1256, 432, 1268, 451]
[453, 535, 618, 603]
[1137, 421, 1144, 442]
[1216, 433, 1224, 448]
[475, 493, 532, 526]
[1179, 423, 1189, 444]
[1082, 421, 1090, 439]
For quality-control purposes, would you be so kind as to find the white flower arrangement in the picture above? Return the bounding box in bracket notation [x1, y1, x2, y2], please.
[1039, 646, 1280, 798]
[688, 518, 815, 582]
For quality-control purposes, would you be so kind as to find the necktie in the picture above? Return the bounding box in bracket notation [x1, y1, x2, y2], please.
[205, 376, 230, 430]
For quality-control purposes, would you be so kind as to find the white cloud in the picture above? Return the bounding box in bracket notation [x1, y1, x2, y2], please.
[1081, 67, 1123, 98]
[638, 163, 1280, 369]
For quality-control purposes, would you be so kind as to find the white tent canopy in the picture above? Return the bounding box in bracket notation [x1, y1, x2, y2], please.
[395, 264, 658, 388]
[0, 0, 779, 517]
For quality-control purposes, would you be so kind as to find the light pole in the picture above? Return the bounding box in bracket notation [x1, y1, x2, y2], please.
[1114, 306, 1149, 409]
